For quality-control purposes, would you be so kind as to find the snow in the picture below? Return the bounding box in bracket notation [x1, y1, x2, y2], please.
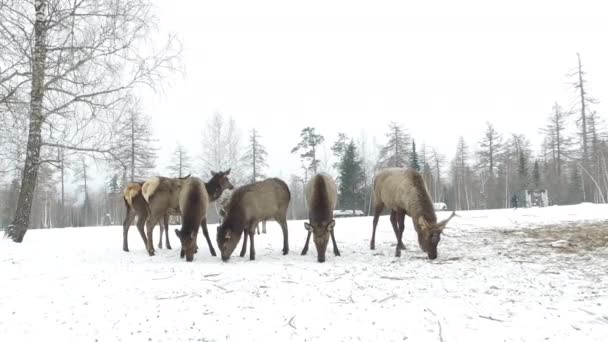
[1, 203, 608, 341]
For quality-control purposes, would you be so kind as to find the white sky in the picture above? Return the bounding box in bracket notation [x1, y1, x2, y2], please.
[137, 0, 608, 181]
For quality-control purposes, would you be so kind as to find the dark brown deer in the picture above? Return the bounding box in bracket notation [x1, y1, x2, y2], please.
[216, 178, 291, 261]
[217, 188, 267, 234]
[301, 173, 340, 263]
[173, 176, 209, 262]
[121, 170, 232, 253]
[370, 167, 456, 259]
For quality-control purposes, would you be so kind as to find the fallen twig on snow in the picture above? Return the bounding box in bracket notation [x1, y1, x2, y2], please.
[425, 308, 444, 342]
[288, 315, 297, 329]
[479, 315, 504, 322]
[204, 273, 221, 278]
[380, 275, 408, 281]
[155, 293, 188, 300]
[375, 294, 397, 303]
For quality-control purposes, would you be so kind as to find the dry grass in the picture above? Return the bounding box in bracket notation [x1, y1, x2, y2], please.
[500, 221, 608, 253]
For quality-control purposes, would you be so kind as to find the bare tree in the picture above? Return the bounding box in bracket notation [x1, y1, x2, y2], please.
[200, 111, 243, 182]
[167, 142, 193, 178]
[110, 96, 158, 182]
[242, 129, 268, 183]
[477, 122, 503, 176]
[2, 0, 180, 242]
[377, 121, 410, 169]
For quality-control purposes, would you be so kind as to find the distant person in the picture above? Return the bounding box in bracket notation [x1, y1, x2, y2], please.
[511, 194, 518, 209]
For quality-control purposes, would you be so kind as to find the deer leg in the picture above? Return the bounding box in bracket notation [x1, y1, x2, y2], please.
[145, 216, 159, 256]
[200, 218, 217, 256]
[398, 210, 406, 250]
[158, 219, 164, 249]
[256, 222, 260, 235]
[249, 228, 256, 260]
[135, 209, 148, 251]
[164, 214, 172, 250]
[330, 229, 341, 256]
[122, 205, 136, 252]
[239, 229, 248, 257]
[262, 220, 267, 234]
[301, 231, 312, 256]
[370, 202, 384, 250]
[392, 209, 406, 257]
[276, 215, 289, 255]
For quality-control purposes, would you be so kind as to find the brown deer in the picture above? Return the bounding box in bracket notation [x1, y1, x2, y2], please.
[217, 188, 267, 234]
[121, 170, 232, 253]
[301, 173, 340, 263]
[370, 167, 456, 259]
[216, 178, 291, 261]
[173, 176, 209, 262]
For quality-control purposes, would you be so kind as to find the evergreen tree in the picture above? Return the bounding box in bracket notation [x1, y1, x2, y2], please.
[331, 133, 349, 170]
[410, 140, 420, 171]
[518, 149, 529, 189]
[291, 127, 325, 175]
[377, 121, 410, 168]
[337, 140, 365, 212]
[533, 159, 541, 189]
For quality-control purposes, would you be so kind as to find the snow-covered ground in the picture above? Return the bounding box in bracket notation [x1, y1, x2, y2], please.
[2, 203, 608, 341]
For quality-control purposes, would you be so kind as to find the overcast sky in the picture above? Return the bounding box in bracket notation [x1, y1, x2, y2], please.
[136, 0, 608, 182]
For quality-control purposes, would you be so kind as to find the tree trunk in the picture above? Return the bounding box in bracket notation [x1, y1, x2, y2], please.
[8, 0, 47, 242]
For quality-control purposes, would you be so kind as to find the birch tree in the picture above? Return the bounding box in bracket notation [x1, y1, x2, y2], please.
[1, 0, 180, 242]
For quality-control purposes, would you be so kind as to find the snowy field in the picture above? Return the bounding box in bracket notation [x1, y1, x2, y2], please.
[2, 204, 608, 342]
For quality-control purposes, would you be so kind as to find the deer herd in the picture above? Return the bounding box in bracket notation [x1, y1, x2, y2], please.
[122, 167, 456, 263]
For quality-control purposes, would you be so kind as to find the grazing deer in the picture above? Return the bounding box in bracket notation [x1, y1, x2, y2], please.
[371, 167, 455, 259]
[216, 178, 291, 261]
[121, 182, 149, 252]
[301, 173, 340, 263]
[122, 170, 232, 253]
[217, 188, 267, 234]
[173, 176, 209, 262]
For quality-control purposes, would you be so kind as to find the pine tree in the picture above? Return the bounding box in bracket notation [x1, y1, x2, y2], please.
[518, 149, 529, 189]
[331, 133, 349, 170]
[533, 159, 541, 189]
[337, 140, 365, 212]
[377, 122, 410, 168]
[242, 129, 269, 183]
[410, 140, 420, 171]
[167, 143, 193, 178]
[291, 127, 325, 175]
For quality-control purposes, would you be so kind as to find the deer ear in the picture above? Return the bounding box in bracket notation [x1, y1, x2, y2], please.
[327, 220, 336, 231]
[304, 222, 313, 232]
[225, 168, 231, 175]
[211, 170, 217, 176]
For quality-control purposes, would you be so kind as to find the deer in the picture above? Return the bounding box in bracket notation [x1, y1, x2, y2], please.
[217, 188, 267, 234]
[216, 178, 291, 261]
[173, 176, 209, 262]
[370, 167, 456, 260]
[300, 173, 340, 263]
[121, 170, 233, 253]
